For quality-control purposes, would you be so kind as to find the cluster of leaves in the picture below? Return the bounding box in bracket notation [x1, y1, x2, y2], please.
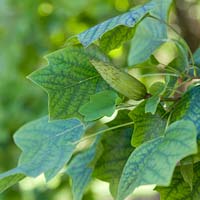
[0, 0, 118, 142]
[1, 0, 200, 199]
[0, 1, 121, 199]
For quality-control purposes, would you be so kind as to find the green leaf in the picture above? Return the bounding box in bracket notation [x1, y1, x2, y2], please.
[145, 95, 160, 114]
[128, 0, 172, 66]
[14, 116, 85, 181]
[180, 143, 200, 166]
[28, 45, 110, 120]
[163, 74, 178, 97]
[193, 47, 200, 68]
[79, 90, 119, 121]
[0, 168, 25, 193]
[117, 120, 197, 200]
[99, 26, 135, 53]
[156, 163, 200, 200]
[129, 101, 167, 147]
[66, 136, 101, 200]
[77, 1, 155, 47]
[171, 86, 200, 138]
[145, 82, 165, 114]
[149, 81, 166, 96]
[188, 48, 200, 76]
[94, 110, 134, 198]
[180, 162, 193, 189]
[171, 41, 189, 72]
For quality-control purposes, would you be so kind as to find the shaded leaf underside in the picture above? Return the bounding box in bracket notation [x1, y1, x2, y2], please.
[77, 1, 155, 47]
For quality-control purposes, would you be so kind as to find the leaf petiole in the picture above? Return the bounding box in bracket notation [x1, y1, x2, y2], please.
[73, 121, 134, 145]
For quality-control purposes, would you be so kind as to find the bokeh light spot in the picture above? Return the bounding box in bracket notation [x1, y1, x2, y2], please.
[115, 0, 129, 12]
[109, 46, 123, 58]
[38, 2, 54, 17]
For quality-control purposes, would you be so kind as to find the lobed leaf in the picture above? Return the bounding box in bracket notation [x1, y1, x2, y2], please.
[14, 116, 85, 181]
[28, 45, 110, 120]
[117, 120, 197, 200]
[79, 90, 119, 121]
[129, 101, 167, 147]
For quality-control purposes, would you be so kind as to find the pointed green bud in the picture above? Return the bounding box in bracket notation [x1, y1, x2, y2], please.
[91, 60, 147, 100]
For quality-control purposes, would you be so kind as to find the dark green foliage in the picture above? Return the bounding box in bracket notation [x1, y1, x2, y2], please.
[94, 110, 134, 197]
[129, 101, 167, 147]
[28, 45, 110, 120]
[156, 163, 200, 199]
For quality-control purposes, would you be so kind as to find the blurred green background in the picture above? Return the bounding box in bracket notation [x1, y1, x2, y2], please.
[0, 0, 200, 199]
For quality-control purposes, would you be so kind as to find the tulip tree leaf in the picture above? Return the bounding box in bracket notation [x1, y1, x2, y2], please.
[94, 110, 134, 198]
[129, 101, 167, 147]
[79, 90, 119, 121]
[66, 136, 102, 200]
[28, 45, 110, 120]
[77, 1, 155, 47]
[171, 86, 200, 138]
[0, 117, 85, 192]
[156, 163, 200, 200]
[14, 116, 85, 181]
[128, 0, 172, 66]
[117, 120, 197, 200]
